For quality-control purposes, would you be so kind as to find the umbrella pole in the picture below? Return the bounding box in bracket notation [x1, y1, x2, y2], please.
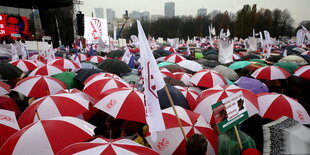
[234, 126, 243, 150]
[35, 109, 41, 120]
[164, 85, 188, 141]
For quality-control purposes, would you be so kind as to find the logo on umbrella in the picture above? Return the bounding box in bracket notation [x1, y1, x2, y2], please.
[297, 110, 304, 120]
[0, 114, 12, 121]
[105, 99, 117, 110]
[157, 138, 169, 151]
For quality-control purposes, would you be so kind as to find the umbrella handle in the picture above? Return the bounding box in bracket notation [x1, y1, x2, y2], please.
[234, 126, 243, 150]
[35, 109, 41, 120]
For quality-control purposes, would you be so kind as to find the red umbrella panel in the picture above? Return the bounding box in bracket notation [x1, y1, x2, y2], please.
[11, 76, 67, 98]
[83, 73, 122, 85]
[194, 85, 259, 125]
[57, 137, 159, 155]
[9, 60, 38, 72]
[49, 58, 80, 70]
[257, 93, 310, 124]
[70, 53, 88, 62]
[85, 56, 106, 63]
[164, 54, 187, 63]
[251, 66, 291, 80]
[0, 109, 20, 148]
[0, 117, 95, 155]
[173, 72, 193, 86]
[18, 93, 89, 128]
[0, 81, 10, 96]
[145, 106, 218, 155]
[94, 88, 146, 124]
[83, 77, 130, 100]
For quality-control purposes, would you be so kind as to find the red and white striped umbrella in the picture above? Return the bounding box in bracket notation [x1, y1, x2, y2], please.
[49, 58, 80, 70]
[173, 72, 193, 86]
[194, 85, 259, 125]
[257, 93, 310, 124]
[0, 117, 95, 155]
[33, 60, 46, 67]
[94, 88, 146, 124]
[160, 68, 174, 78]
[83, 77, 130, 99]
[177, 60, 203, 72]
[294, 65, 310, 80]
[190, 69, 227, 88]
[251, 66, 291, 80]
[70, 53, 88, 61]
[163, 46, 176, 53]
[145, 106, 218, 155]
[0, 81, 10, 96]
[174, 86, 199, 110]
[232, 53, 242, 60]
[57, 137, 159, 155]
[57, 88, 95, 104]
[0, 109, 20, 147]
[164, 54, 186, 63]
[29, 65, 66, 76]
[83, 72, 121, 84]
[30, 54, 45, 61]
[18, 93, 89, 128]
[9, 60, 38, 72]
[85, 56, 106, 63]
[12, 76, 67, 98]
[301, 51, 310, 55]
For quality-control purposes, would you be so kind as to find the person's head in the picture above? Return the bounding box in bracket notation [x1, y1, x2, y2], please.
[122, 120, 138, 136]
[6, 15, 25, 34]
[186, 134, 208, 155]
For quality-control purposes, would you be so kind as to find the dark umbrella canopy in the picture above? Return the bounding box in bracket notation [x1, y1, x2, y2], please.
[107, 50, 125, 58]
[0, 63, 23, 80]
[75, 68, 103, 83]
[164, 76, 186, 87]
[97, 59, 132, 74]
[154, 49, 172, 56]
[158, 85, 189, 110]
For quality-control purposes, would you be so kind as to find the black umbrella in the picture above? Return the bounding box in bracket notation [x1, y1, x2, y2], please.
[74, 68, 103, 83]
[154, 49, 172, 56]
[97, 59, 132, 75]
[107, 50, 125, 58]
[242, 54, 261, 60]
[158, 85, 189, 110]
[266, 55, 283, 63]
[0, 63, 23, 80]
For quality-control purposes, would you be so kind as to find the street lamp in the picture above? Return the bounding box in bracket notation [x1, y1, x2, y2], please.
[116, 10, 129, 39]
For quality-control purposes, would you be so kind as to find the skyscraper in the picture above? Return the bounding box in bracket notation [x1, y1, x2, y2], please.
[164, 2, 175, 18]
[94, 8, 104, 18]
[197, 8, 207, 16]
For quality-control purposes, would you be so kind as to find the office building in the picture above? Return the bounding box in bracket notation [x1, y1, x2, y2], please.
[94, 8, 104, 18]
[164, 2, 175, 18]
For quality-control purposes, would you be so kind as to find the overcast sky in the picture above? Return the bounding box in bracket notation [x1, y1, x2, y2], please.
[79, 0, 310, 26]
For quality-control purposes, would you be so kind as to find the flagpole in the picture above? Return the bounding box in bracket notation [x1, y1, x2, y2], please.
[164, 85, 188, 141]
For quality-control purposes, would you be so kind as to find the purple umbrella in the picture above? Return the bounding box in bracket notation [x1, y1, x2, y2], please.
[235, 76, 269, 94]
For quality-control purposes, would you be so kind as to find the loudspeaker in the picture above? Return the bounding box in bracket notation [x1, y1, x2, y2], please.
[76, 12, 84, 36]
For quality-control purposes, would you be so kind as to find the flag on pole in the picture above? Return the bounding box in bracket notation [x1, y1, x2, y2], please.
[137, 20, 166, 139]
[121, 47, 132, 64]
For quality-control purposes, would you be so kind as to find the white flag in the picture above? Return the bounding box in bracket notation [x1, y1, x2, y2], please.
[137, 20, 166, 138]
[121, 47, 132, 64]
[218, 39, 233, 64]
[264, 30, 272, 45]
[283, 49, 288, 57]
[47, 43, 56, 63]
[10, 44, 19, 61]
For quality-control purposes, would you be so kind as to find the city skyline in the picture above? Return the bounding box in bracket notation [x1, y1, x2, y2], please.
[79, 0, 310, 26]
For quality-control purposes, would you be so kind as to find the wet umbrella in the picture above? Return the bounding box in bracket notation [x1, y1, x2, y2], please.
[294, 65, 310, 80]
[164, 76, 186, 87]
[242, 54, 261, 60]
[58, 137, 159, 155]
[107, 50, 125, 58]
[229, 61, 251, 70]
[97, 59, 132, 74]
[18, 93, 89, 128]
[273, 62, 300, 73]
[266, 55, 283, 63]
[158, 84, 190, 110]
[0, 117, 95, 155]
[80, 61, 98, 69]
[0, 109, 20, 147]
[204, 54, 218, 60]
[154, 49, 172, 56]
[51, 72, 79, 89]
[251, 66, 291, 80]
[164, 54, 187, 63]
[190, 69, 227, 88]
[0, 81, 10, 95]
[74, 68, 102, 83]
[158, 61, 176, 68]
[0, 63, 23, 80]
[49, 58, 80, 70]
[29, 65, 66, 76]
[202, 60, 222, 68]
[235, 76, 269, 94]
[9, 60, 38, 72]
[195, 52, 204, 59]
[278, 55, 308, 65]
[160, 64, 188, 73]
[85, 56, 106, 63]
[177, 60, 204, 72]
[214, 65, 239, 81]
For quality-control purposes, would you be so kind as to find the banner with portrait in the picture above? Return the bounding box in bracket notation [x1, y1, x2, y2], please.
[0, 14, 30, 39]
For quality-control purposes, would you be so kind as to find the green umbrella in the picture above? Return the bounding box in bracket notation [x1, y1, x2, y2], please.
[51, 72, 79, 89]
[97, 59, 132, 75]
[158, 61, 176, 68]
[195, 52, 204, 59]
[225, 77, 235, 85]
[273, 62, 300, 73]
[228, 61, 251, 70]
